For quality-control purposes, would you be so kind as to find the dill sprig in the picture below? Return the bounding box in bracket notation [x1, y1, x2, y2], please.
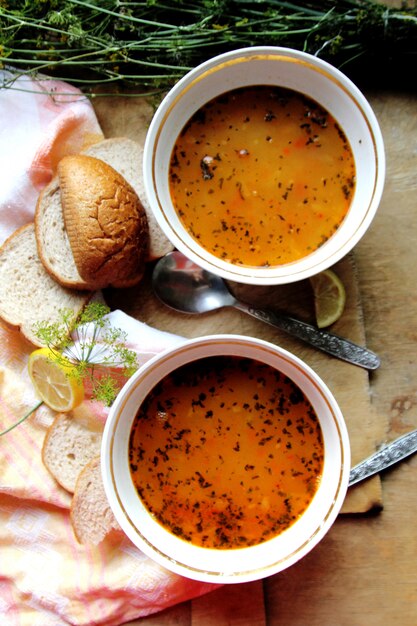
[33, 302, 139, 406]
[0, 303, 135, 435]
[0, 0, 416, 95]
[0, 400, 44, 437]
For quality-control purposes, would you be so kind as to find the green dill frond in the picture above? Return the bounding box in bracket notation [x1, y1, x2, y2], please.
[33, 307, 77, 349]
[92, 374, 121, 407]
[113, 345, 140, 377]
[76, 302, 111, 327]
[31, 302, 139, 405]
[1, 1, 416, 92]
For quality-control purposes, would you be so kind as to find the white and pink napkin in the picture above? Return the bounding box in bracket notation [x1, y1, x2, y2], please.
[0, 71, 217, 626]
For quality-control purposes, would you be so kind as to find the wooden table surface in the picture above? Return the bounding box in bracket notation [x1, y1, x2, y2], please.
[114, 88, 416, 626]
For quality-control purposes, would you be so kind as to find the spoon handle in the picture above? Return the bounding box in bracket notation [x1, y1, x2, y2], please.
[349, 429, 417, 486]
[233, 303, 380, 370]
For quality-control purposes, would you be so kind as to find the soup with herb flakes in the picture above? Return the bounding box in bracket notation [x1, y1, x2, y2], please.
[169, 85, 355, 267]
[129, 355, 324, 549]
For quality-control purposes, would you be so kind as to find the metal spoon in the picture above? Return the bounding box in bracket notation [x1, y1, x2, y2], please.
[349, 428, 417, 486]
[152, 251, 380, 370]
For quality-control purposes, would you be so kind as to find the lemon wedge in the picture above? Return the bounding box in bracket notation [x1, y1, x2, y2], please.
[309, 269, 346, 328]
[28, 348, 84, 412]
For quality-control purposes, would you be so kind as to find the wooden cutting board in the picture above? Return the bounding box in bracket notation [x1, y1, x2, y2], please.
[93, 93, 388, 514]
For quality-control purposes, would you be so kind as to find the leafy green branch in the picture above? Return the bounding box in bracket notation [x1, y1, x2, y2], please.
[33, 302, 139, 406]
[0, 303, 139, 436]
[0, 0, 416, 95]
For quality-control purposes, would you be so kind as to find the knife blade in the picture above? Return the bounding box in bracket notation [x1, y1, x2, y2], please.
[349, 428, 417, 486]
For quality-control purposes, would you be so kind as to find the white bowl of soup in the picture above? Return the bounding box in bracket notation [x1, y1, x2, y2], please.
[143, 46, 385, 285]
[101, 335, 350, 583]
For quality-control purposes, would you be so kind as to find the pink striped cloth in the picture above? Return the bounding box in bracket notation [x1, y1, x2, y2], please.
[0, 70, 103, 245]
[0, 72, 217, 625]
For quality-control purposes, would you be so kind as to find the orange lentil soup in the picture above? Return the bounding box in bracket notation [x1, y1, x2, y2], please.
[129, 356, 324, 549]
[169, 85, 356, 267]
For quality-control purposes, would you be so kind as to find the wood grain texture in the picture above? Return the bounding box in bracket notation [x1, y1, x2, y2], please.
[262, 89, 417, 626]
[95, 88, 417, 626]
[191, 581, 266, 626]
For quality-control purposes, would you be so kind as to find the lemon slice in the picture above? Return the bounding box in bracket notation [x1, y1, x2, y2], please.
[28, 348, 84, 412]
[310, 269, 346, 328]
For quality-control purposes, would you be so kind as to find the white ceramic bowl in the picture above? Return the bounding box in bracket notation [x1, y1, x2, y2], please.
[101, 335, 350, 583]
[143, 46, 385, 285]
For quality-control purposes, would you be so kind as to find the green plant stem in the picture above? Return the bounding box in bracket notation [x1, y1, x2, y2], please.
[68, 0, 179, 29]
[1, 1, 416, 94]
[0, 400, 44, 437]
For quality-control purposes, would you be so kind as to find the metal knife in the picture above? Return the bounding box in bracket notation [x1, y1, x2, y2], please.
[349, 429, 417, 486]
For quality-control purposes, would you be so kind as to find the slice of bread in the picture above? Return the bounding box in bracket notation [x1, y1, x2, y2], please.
[84, 137, 175, 261]
[42, 412, 103, 493]
[70, 455, 121, 544]
[35, 176, 88, 290]
[0, 223, 91, 346]
[59, 154, 149, 289]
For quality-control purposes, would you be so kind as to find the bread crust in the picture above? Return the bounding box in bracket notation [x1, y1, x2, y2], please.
[84, 137, 175, 261]
[70, 456, 121, 544]
[0, 223, 91, 346]
[35, 176, 93, 290]
[59, 155, 149, 289]
[42, 412, 103, 493]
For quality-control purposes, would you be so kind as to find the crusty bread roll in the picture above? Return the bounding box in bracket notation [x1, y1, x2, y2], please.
[42, 412, 103, 493]
[0, 223, 91, 346]
[84, 137, 175, 261]
[70, 456, 121, 544]
[58, 154, 149, 290]
[35, 138, 174, 289]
